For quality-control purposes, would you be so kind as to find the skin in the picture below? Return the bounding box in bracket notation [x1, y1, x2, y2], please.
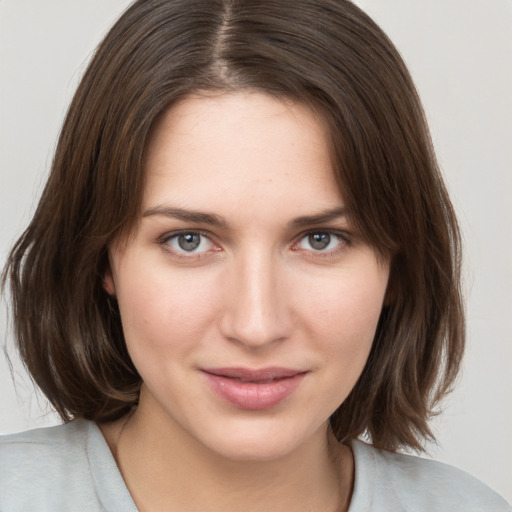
[102, 91, 390, 512]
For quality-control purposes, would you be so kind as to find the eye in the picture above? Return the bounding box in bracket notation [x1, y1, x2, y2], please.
[296, 231, 345, 252]
[164, 231, 215, 254]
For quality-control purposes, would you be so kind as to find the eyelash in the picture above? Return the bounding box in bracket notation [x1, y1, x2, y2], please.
[158, 230, 219, 259]
[292, 230, 351, 257]
[158, 229, 351, 259]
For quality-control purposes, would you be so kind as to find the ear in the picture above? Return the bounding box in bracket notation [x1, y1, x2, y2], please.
[103, 262, 116, 296]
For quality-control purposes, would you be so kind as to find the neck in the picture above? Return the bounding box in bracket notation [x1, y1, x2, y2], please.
[100, 389, 354, 512]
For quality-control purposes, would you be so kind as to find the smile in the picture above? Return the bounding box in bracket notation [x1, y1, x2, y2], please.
[202, 367, 308, 410]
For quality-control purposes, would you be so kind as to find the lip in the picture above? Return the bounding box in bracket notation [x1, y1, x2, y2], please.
[202, 367, 308, 410]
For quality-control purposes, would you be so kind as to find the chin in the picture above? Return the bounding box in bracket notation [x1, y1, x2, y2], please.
[195, 418, 325, 463]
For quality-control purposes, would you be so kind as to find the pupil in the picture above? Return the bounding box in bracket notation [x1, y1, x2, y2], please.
[178, 233, 201, 251]
[309, 233, 330, 250]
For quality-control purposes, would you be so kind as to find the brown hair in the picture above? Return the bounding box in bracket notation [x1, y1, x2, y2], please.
[2, 0, 464, 452]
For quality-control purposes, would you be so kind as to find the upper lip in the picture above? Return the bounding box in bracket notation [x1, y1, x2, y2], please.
[202, 367, 307, 382]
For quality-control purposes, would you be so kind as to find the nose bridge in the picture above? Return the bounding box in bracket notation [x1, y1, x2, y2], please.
[221, 243, 288, 348]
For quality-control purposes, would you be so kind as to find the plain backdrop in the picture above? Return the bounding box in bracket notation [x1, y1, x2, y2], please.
[1, 0, 511, 503]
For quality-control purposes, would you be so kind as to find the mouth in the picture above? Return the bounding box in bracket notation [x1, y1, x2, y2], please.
[201, 367, 308, 410]
[203, 367, 306, 382]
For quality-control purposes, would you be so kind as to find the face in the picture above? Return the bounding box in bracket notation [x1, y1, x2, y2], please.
[105, 91, 389, 461]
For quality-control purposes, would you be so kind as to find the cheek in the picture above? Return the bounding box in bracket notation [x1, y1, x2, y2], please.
[115, 268, 220, 357]
[301, 263, 387, 364]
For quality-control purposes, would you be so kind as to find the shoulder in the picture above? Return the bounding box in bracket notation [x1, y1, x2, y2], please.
[350, 439, 511, 512]
[0, 420, 92, 509]
[0, 419, 132, 511]
[1, 419, 90, 468]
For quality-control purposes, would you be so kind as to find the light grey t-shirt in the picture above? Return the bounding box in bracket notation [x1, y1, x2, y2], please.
[0, 419, 510, 511]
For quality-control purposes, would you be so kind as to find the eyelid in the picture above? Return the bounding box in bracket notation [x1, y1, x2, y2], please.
[156, 227, 351, 260]
[158, 229, 220, 258]
[292, 229, 351, 254]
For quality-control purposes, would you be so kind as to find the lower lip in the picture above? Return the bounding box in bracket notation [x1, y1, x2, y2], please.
[203, 372, 306, 410]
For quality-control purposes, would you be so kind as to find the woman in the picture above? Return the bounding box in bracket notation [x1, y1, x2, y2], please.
[1, 0, 510, 510]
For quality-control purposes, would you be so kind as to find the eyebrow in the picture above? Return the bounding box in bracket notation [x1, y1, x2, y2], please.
[143, 206, 229, 228]
[288, 207, 349, 228]
[142, 205, 348, 229]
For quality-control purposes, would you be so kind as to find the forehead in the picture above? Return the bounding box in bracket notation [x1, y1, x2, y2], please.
[143, 91, 343, 217]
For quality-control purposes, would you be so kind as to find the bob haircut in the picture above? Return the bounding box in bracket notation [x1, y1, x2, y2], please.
[3, 0, 464, 452]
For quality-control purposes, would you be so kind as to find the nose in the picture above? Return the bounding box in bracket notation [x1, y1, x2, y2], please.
[219, 249, 291, 349]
